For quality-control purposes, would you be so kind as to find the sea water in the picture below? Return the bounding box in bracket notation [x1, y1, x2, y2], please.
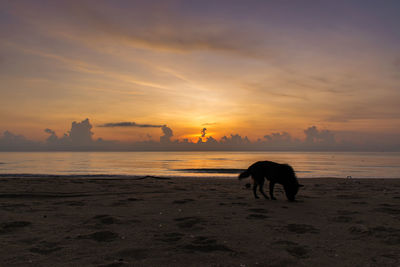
[0, 151, 399, 178]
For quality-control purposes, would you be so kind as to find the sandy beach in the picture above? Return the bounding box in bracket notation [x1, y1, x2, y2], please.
[0, 176, 399, 266]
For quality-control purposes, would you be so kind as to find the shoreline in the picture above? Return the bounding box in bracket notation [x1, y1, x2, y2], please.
[1, 173, 400, 180]
[1, 176, 399, 266]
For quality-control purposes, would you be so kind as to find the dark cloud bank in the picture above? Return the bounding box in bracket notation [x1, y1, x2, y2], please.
[0, 119, 398, 151]
[98, 122, 164, 128]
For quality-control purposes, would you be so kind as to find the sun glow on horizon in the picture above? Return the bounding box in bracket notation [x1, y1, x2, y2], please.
[1, 1, 400, 150]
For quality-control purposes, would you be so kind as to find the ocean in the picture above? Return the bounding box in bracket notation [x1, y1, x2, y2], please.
[0, 151, 399, 178]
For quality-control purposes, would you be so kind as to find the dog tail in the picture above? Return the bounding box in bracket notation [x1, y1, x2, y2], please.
[238, 169, 251, 180]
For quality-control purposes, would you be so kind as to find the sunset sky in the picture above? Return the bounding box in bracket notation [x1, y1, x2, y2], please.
[1, 0, 400, 149]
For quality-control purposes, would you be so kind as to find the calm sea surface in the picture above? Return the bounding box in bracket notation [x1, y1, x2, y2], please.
[0, 151, 399, 178]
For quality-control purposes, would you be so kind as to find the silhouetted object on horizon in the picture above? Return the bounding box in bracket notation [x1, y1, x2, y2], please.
[239, 161, 303, 201]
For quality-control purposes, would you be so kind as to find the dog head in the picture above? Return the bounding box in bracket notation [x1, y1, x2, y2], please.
[284, 183, 304, 202]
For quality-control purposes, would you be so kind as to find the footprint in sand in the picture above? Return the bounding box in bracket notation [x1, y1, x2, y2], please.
[286, 224, 319, 234]
[336, 194, 363, 199]
[172, 199, 195, 204]
[330, 216, 353, 223]
[0, 221, 31, 234]
[246, 214, 269, 220]
[173, 186, 188, 191]
[181, 236, 233, 253]
[350, 225, 400, 245]
[29, 241, 63, 255]
[285, 246, 310, 259]
[156, 232, 185, 242]
[372, 207, 400, 215]
[111, 198, 144, 206]
[248, 208, 269, 214]
[84, 215, 121, 227]
[0, 203, 28, 211]
[126, 198, 143, 201]
[351, 201, 368, 205]
[348, 224, 370, 234]
[272, 240, 310, 259]
[174, 217, 205, 229]
[272, 240, 298, 246]
[370, 226, 400, 246]
[93, 215, 120, 225]
[114, 248, 148, 261]
[370, 254, 400, 267]
[97, 261, 125, 267]
[231, 202, 249, 206]
[380, 203, 397, 207]
[111, 201, 128, 207]
[19, 237, 41, 245]
[54, 200, 85, 206]
[337, 210, 359, 215]
[76, 231, 119, 242]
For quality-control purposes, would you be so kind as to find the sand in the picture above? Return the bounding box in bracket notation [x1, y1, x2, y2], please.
[0, 176, 399, 267]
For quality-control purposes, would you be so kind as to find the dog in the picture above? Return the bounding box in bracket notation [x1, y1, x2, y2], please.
[239, 161, 303, 201]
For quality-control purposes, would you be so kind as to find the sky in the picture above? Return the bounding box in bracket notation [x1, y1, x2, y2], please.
[0, 0, 400, 151]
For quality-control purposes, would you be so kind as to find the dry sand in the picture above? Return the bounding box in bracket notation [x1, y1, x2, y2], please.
[0, 176, 399, 267]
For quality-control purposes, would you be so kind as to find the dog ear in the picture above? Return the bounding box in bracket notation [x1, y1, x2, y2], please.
[298, 184, 304, 187]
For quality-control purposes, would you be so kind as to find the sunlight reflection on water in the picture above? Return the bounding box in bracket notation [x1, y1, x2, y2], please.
[0, 151, 399, 178]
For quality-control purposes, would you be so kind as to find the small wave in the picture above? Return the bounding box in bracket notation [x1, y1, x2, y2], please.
[173, 168, 245, 174]
[355, 165, 400, 168]
[0, 173, 235, 179]
[209, 158, 228, 161]
[0, 173, 131, 178]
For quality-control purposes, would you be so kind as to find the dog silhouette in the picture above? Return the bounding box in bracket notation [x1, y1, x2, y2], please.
[239, 161, 303, 201]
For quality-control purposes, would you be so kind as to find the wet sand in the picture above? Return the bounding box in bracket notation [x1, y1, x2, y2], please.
[0, 176, 399, 266]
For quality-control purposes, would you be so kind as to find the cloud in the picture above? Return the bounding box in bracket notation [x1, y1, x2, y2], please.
[394, 58, 400, 68]
[1, 118, 398, 151]
[69, 118, 94, 145]
[11, 0, 269, 58]
[304, 126, 336, 146]
[264, 132, 292, 143]
[201, 128, 207, 137]
[0, 130, 39, 150]
[69, 2, 262, 57]
[44, 128, 59, 143]
[98, 122, 163, 128]
[42, 119, 96, 148]
[160, 125, 173, 143]
[44, 128, 55, 135]
[220, 134, 250, 145]
[205, 136, 218, 144]
[1, 131, 32, 144]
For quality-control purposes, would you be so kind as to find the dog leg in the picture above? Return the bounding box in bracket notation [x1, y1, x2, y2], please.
[269, 182, 277, 200]
[258, 180, 269, 199]
[253, 184, 259, 199]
